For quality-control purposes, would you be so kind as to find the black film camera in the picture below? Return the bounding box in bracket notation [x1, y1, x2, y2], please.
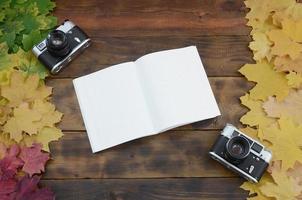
[209, 124, 272, 183]
[32, 20, 91, 74]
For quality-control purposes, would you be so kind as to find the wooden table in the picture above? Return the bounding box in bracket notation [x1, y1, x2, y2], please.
[43, 0, 253, 199]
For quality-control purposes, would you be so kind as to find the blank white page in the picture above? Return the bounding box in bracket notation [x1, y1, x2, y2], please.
[135, 46, 220, 131]
[73, 62, 155, 152]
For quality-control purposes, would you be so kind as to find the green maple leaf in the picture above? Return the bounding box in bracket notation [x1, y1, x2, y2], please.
[0, 0, 57, 52]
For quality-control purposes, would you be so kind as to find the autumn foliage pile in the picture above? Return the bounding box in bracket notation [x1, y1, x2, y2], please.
[240, 0, 302, 199]
[0, 0, 62, 199]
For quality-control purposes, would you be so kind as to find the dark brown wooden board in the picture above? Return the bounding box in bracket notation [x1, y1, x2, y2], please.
[44, 0, 254, 199]
[53, 0, 249, 37]
[49, 78, 253, 131]
[52, 36, 253, 78]
[45, 130, 237, 179]
[42, 178, 248, 200]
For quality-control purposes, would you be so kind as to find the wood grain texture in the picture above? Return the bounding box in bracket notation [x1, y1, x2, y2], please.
[42, 178, 248, 200]
[44, 0, 254, 199]
[54, 0, 249, 37]
[45, 130, 237, 179]
[48, 78, 252, 131]
[53, 36, 253, 78]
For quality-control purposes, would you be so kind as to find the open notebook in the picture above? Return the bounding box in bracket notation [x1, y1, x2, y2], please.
[73, 46, 221, 153]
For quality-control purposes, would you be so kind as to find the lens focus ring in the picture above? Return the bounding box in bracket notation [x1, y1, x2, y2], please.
[46, 30, 71, 57]
[225, 136, 250, 163]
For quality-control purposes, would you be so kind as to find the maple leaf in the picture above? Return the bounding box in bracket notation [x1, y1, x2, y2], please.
[262, 118, 302, 170]
[239, 61, 290, 101]
[22, 127, 63, 152]
[241, 173, 274, 199]
[260, 169, 302, 200]
[13, 175, 54, 200]
[32, 100, 63, 132]
[263, 90, 302, 125]
[0, 143, 6, 159]
[0, 44, 48, 79]
[1, 71, 52, 107]
[267, 29, 302, 60]
[282, 18, 302, 43]
[0, 0, 57, 52]
[240, 94, 275, 128]
[19, 144, 49, 176]
[286, 72, 302, 89]
[0, 133, 16, 148]
[274, 54, 302, 73]
[288, 162, 302, 185]
[3, 103, 42, 142]
[245, 0, 294, 25]
[249, 32, 272, 61]
[0, 178, 17, 196]
[0, 144, 23, 180]
[0, 105, 12, 125]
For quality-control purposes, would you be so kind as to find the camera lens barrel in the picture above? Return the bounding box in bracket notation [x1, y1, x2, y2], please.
[225, 136, 250, 163]
[46, 30, 71, 57]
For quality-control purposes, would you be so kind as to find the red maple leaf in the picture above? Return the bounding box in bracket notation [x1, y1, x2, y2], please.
[14, 176, 55, 200]
[0, 178, 17, 200]
[19, 144, 49, 176]
[0, 145, 23, 180]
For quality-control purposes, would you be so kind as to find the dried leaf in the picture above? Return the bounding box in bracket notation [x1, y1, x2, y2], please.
[0, 145, 23, 180]
[274, 54, 302, 73]
[263, 90, 302, 125]
[19, 144, 49, 176]
[1, 71, 52, 108]
[286, 72, 302, 88]
[282, 18, 302, 43]
[239, 61, 290, 101]
[3, 103, 42, 142]
[240, 173, 274, 199]
[267, 29, 302, 60]
[249, 32, 272, 61]
[32, 100, 63, 131]
[240, 94, 275, 129]
[22, 127, 63, 152]
[260, 169, 302, 200]
[262, 118, 302, 170]
[14, 175, 54, 200]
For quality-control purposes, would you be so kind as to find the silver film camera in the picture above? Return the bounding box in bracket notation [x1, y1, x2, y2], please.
[32, 20, 91, 74]
[209, 124, 272, 183]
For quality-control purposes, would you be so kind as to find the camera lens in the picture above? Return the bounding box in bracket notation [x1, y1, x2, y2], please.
[46, 30, 71, 57]
[226, 136, 250, 163]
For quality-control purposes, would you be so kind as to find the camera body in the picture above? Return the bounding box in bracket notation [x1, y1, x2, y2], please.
[209, 124, 272, 183]
[32, 20, 91, 74]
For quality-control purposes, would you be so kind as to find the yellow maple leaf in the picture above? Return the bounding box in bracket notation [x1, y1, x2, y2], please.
[267, 29, 302, 60]
[3, 103, 42, 142]
[274, 54, 302, 73]
[241, 173, 274, 199]
[249, 32, 272, 61]
[32, 100, 63, 132]
[1, 71, 52, 107]
[240, 94, 275, 130]
[286, 72, 302, 88]
[245, 0, 294, 24]
[22, 127, 63, 152]
[285, 3, 302, 21]
[245, 0, 294, 33]
[263, 90, 302, 125]
[262, 118, 302, 170]
[0, 132, 16, 148]
[239, 61, 290, 101]
[240, 126, 271, 147]
[0, 104, 12, 125]
[260, 169, 302, 200]
[282, 18, 302, 43]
